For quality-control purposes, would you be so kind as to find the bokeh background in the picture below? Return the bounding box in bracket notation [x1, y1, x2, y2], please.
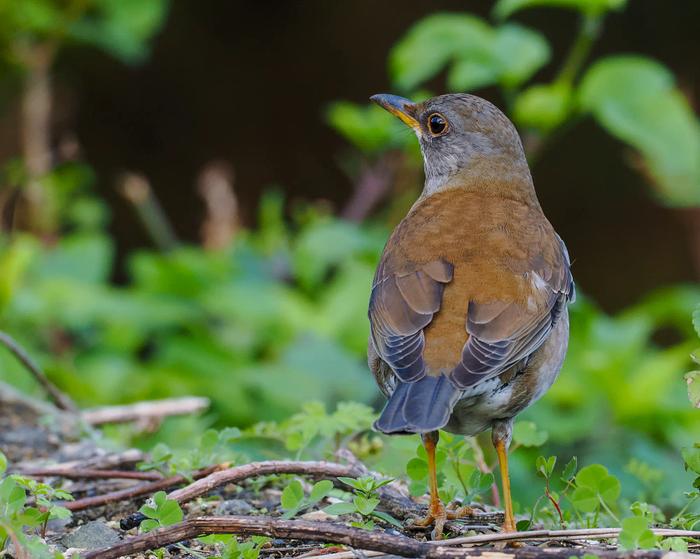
[0, 0, 698, 513]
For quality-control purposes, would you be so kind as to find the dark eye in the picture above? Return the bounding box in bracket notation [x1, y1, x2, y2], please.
[428, 113, 448, 135]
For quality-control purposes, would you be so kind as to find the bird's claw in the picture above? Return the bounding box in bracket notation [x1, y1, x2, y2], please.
[413, 502, 474, 540]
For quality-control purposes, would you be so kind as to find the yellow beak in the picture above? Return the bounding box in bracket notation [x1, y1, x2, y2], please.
[370, 94, 420, 131]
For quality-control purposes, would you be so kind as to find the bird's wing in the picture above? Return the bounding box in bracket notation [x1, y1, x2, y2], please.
[368, 259, 453, 382]
[450, 235, 575, 388]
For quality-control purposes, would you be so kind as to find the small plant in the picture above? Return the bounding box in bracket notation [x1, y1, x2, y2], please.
[139, 427, 241, 480]
[0, 451, 69, 558]
[280, 479, 333, 519]
[570, 464, 621, 526]
[199, 534, 271, 559]
[530, 455, 577, 529]
[323, 476, 401, 530]
[618, 515, 658, 550]
[139, 491, 184, 532]
[671, 444, 700, 530]
[685, 305, 700, 409]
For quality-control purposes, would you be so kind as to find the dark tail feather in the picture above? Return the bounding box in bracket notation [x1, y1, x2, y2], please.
[374, 374, 460, 434]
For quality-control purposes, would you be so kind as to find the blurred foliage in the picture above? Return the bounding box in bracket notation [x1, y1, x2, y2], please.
[0, 192, 384, 425]
[328, 0, 700, 206]
[0, 0, 168, 66]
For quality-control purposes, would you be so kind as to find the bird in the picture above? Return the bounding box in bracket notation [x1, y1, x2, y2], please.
[367, 93, 574, 539]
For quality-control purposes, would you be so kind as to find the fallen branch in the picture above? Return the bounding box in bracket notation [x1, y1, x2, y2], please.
[18, 467, 163, 481]
[65, 463, 226, 512]
[167, 460, 358, 504]
[0, 330, 77, 412]
[431, 527, 700, 547]
[81, 396, 210, 426]
[83, 516, 675, 559]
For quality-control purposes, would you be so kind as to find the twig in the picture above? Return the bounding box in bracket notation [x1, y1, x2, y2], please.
[65, 463, 226, 512]
[0, 330, 77, 412]
[167, 460, 360, 504]
[341, 152, 398, 222]
[17, 467, 163, 481]
[81, 396, 210, 426]
[119, 172, 179, 251]
[431, 527, 700, 547]
[83, 516, 675, 559]
[197, 160, 239, 249]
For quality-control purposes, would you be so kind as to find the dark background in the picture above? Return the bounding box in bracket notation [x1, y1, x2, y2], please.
[3, 0, 699, 309]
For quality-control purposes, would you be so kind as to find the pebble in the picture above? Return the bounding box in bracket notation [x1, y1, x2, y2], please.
[60, 520, 121, 550]
[216, 498, 254, 515]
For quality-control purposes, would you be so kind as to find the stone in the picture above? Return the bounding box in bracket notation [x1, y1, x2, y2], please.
[60, 521, 120, 550]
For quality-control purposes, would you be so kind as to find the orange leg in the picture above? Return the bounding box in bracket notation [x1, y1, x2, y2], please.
[493, 434, 517, 532]
[413, 431, 473, 539]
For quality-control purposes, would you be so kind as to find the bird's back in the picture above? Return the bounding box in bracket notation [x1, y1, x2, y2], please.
[376, 180, 564, 376]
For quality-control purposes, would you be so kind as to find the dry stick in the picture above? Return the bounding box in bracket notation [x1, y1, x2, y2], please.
[83, 516, 673, 559]
[168, 460, 358, 504]
[0, 330, 77, 412]
[81, 396, 210, 426]
[18, 467, 163, 481]
[65, 463, 226, 512]
[431, 527, 700, 547]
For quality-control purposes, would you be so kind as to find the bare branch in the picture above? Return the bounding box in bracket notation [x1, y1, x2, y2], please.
[81, 396, 210, 426]
[0, 330, 77, 412]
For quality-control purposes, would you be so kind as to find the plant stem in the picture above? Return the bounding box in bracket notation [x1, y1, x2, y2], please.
[598, 496, 620, 525]
[555, 13, 602, 87]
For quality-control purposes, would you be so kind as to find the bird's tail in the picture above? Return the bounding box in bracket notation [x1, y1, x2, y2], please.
[374, 374, 460, 434]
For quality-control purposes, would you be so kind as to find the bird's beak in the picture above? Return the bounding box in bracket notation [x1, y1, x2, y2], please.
[370, 94, 420, 131]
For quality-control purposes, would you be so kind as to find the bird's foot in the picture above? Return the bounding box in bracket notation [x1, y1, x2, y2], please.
[413, 502, 475, 540]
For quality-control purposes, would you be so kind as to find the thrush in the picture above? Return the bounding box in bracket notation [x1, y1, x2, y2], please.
[367, 93, 574, 538]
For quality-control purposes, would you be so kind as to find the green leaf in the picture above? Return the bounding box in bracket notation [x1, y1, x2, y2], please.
[579, 56, 700, 206]
[685, 371, 700, 408]
[281, 480, 304, 510]
[681, 446, 700, 475]
[0, 477, 26, 517]
[491, 24, 551, 88]
[337, 477, 363, 491]
[158, 498, 184, 526]
[68, 0, 169, 64]
[391, 14, 548, 92]
[660, 537, 688, 552]
[561, 457, 578, 482]
[390, 13, 492, 91]
[353, 495, 379, 516]
[536, 455, 556, 478]
[0, 451, 6, 476]
[693, 305, 700, 337]
[493, 0, 626, 20]
[323, 502, 357, 516]
[619, 516, 658, 550]
[571, 464, 621, 512]
[406, 458, 428, 481]
[513, 421, 549, 447]
[309, 480, 333, 504]
[513, 83, 572, 131]
[140, 518, 160, 532]
[372, 510, 403, 528]
[326, 102, 413, 153]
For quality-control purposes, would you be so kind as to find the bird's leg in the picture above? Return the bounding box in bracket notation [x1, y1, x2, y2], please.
[412, 431, 447, 538]
[492, 420, 516, 532]
[412, 431, 473, 539]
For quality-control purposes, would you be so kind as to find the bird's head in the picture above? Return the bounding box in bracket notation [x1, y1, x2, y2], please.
[370, 93, 531, 196]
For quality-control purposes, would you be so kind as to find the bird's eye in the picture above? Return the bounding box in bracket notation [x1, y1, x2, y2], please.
[428, 113, 448, 136]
